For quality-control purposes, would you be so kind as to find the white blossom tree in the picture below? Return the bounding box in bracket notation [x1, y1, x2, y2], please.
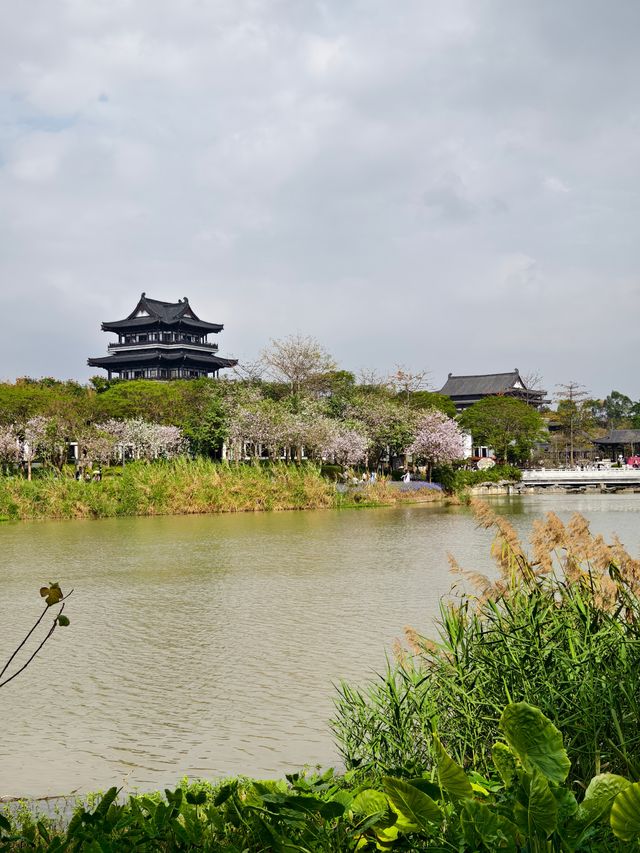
[0, 424, 21, 474]
[97, 419, 188, 462]
[261, 334, 336, 394]
[22, 416, 51, 480]
[323, 426, 369, 467]
[406, 410, 466, 480]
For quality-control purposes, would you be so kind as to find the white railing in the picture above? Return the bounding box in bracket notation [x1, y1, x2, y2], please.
[522, 468, 640, 482]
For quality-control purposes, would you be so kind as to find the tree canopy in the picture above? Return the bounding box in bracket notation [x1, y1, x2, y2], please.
[459, 396, 545, 463]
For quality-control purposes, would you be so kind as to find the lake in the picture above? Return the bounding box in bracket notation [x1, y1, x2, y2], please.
[1, 494, 639, 797]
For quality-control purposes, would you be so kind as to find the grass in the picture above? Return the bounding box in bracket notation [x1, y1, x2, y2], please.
[0, 459, 336, 520]
[0, 461, 448, 521]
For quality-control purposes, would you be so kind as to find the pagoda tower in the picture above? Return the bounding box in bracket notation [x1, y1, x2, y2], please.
[88, 293, 237, 380]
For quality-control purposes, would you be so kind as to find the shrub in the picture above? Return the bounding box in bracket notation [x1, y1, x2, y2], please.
[333, 501, 640, 787]
[3, 703, 638, 850]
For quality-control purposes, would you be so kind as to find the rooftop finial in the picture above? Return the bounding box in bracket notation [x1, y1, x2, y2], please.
[184, 296, 189, 303]
[141, 291, 146, 298]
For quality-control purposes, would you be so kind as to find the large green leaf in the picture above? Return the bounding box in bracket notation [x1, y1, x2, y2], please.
[499, 703, 570, 784]
[610, 781, 640, 842]
[576, 774, 630, 827]
[351, 789, 395, 828]
[461, 799, 520, 851]
[492, 742, 518, 788]
[528, 769, 558, 840]
[382, 777, 441, 832]
[433, 736, 473, 801]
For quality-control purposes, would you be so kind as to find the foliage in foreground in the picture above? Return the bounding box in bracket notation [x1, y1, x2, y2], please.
[4, 702, 640, 851]
[333, 502, 640, 787]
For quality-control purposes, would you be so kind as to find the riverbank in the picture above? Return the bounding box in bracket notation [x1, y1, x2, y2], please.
[0, 460, 446, 521]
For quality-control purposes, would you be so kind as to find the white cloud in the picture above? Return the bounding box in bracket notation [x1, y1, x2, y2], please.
[0, 0, 639, 396]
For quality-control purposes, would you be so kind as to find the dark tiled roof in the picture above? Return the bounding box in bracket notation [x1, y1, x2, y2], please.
[593, 430, 640, 445]
[102, 294, 224, 333]
[440, 371, 528, 397]
[88, 349, 237, 369]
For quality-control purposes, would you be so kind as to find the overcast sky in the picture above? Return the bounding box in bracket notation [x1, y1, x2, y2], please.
[1, 0, 639, 397]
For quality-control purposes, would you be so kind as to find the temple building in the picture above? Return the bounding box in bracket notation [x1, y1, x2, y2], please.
[88, 293, 237, 380]
[439, 370, 549, 412]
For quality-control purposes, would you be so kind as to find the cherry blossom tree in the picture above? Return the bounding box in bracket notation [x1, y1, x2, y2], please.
[324, 426, 369, 467]
[22, 416, 51, 480]
[97, 419, 188, 462]
[261, 334, 336, 394]
[0, 424, 21, 474]
[406, 410, 466, 480]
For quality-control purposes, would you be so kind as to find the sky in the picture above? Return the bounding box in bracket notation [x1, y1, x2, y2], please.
[1, 0, 639, 398]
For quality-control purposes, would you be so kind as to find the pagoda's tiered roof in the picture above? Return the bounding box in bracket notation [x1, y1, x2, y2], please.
[88, 293, 237, 378]
[101, 293, 223, 334]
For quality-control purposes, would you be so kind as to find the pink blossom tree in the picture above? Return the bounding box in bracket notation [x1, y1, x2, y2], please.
[406, 410, 465, 481]
[323, 426, 369, 468]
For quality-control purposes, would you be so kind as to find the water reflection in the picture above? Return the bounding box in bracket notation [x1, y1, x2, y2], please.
[0, 495, 639, 797]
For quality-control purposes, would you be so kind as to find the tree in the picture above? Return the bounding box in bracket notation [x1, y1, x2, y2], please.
[459, 397, 545, 464]
[520, 369, 546, 407]
[261, 335, 336, 395]
[603, 391, 634, 428]
[555, 382, 590, 465]
[387, 366, 431, 406]
[324, 426, 369, 467]
[97, 419, 188, 462]
[348, 394, 419, 468]
[0, 424, 21, 474]
[406, 391, 457, 419]
[407, 411, 466, 480]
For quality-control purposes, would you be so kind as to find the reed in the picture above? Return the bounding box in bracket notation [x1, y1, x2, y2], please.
[0, 460, 336, 521]
[333, 501, 640, 784]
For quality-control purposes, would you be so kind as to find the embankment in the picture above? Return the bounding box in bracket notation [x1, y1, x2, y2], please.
[0, 460, 445, 521]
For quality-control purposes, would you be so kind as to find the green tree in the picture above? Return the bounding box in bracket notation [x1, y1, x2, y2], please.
[459, 396, 545, 464]
[603, 390, 634, 428]
[406, 391, 456, 418]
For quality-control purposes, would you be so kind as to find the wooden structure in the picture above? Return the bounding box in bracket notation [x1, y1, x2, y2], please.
[439, 370, 548, 412]
[88, 293, 237, 380]
[593, 429, 640, 460]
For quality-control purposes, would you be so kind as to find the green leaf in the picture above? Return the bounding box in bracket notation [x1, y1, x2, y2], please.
[461, 798, 519, 851]
[610, 781, 640, 842]
[500, 702, 570, 783]
[351, 789, 395, 828]
[185, 790, 206, 806]
[492, 742, 518, 788]
[528, 769, 558, 839]
[382, 777, 441, 831]
[576, 774, 630, 828]
[56, 614, 70, 627]
[433, 736, 473, 800]
[407, 778, 441, 800]
[213, 781, 237, 806]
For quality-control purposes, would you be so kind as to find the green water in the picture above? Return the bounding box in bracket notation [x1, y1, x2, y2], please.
[1, 495, 639, 797]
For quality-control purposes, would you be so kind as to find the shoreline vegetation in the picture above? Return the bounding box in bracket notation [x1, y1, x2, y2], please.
[0, 459, 450, 522]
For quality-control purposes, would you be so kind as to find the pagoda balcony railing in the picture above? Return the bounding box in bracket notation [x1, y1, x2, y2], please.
[108, 340, 219, 351]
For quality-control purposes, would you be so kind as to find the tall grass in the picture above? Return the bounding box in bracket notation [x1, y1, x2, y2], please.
[0, 459, 336, 520]
[333, 500, 640, 784]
